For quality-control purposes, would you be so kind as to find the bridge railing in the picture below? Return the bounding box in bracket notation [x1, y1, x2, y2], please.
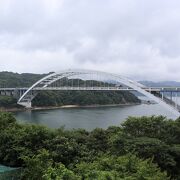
[153, 92, 180, 112]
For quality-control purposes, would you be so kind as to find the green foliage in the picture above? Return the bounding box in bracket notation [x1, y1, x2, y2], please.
[113, 116, 180, 178]
[87, 128, 109, 152]
[0, 90, 140, 110]
[21, 149, 52, 179]
[0, 71, 47, 88]
[1, 112, 180, 179]
[122, 115, 168, 138]
[21, 149, 79, 179]
[32, 90, 140, 107]
[0, 96, 18, 108]
[43, 163, 79, 180]
[0, 112, 16, 129]
[75, 154, 168, 180]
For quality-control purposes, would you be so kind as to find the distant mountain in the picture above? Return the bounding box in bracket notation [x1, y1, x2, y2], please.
[139, 81, 180, 87]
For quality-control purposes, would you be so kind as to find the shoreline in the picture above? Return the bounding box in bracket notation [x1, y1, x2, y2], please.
[0, 103, 141, 112]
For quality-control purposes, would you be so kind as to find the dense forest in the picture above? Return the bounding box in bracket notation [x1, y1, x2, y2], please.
[0, 71, 48, 88]
[0, 91, 140, 109]
[32, 91, 140, 107]
[0, 112, 180, 179]
[0, 71, 141, 108]
[0, 96, 19, 108]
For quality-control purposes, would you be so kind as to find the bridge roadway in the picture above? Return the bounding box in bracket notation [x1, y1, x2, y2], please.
[1, 87, 180, 92]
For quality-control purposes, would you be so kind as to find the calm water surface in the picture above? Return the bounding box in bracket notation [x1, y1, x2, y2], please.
[14, 102, 177, 131]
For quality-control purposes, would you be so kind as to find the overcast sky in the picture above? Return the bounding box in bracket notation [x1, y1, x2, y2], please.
[0, 0, 180, 81]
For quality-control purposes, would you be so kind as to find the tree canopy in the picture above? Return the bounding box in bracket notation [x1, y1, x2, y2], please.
[1, 112, 180, 179]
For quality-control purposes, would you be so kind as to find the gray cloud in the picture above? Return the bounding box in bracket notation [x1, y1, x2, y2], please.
[0, 0, 180, 81]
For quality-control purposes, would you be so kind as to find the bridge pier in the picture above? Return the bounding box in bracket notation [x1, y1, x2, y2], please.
[161, 92, 164, 100]
[0, 91, 6, 96]
[17, 101, 32, 108]
[0, 89, 20, 98]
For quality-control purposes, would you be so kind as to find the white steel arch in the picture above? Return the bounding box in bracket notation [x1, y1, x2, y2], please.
[18, 69, 180, 117]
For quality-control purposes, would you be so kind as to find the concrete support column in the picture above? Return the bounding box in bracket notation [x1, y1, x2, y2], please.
[17, 101, 32, 108]
[161, 92, 164, 100]
[175, 88, 178, 109]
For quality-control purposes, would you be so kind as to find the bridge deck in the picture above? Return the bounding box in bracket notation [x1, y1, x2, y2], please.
[1, 87, 180, 92]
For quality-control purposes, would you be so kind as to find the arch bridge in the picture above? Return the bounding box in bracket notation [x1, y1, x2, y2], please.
[17, 69, 180, 117]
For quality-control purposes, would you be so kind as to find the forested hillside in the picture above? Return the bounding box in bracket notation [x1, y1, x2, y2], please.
[0, 71, 48, 88]
[32, 91, 140, 107]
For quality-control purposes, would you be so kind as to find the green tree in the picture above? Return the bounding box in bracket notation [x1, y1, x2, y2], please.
[75, 154, 168, 180]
